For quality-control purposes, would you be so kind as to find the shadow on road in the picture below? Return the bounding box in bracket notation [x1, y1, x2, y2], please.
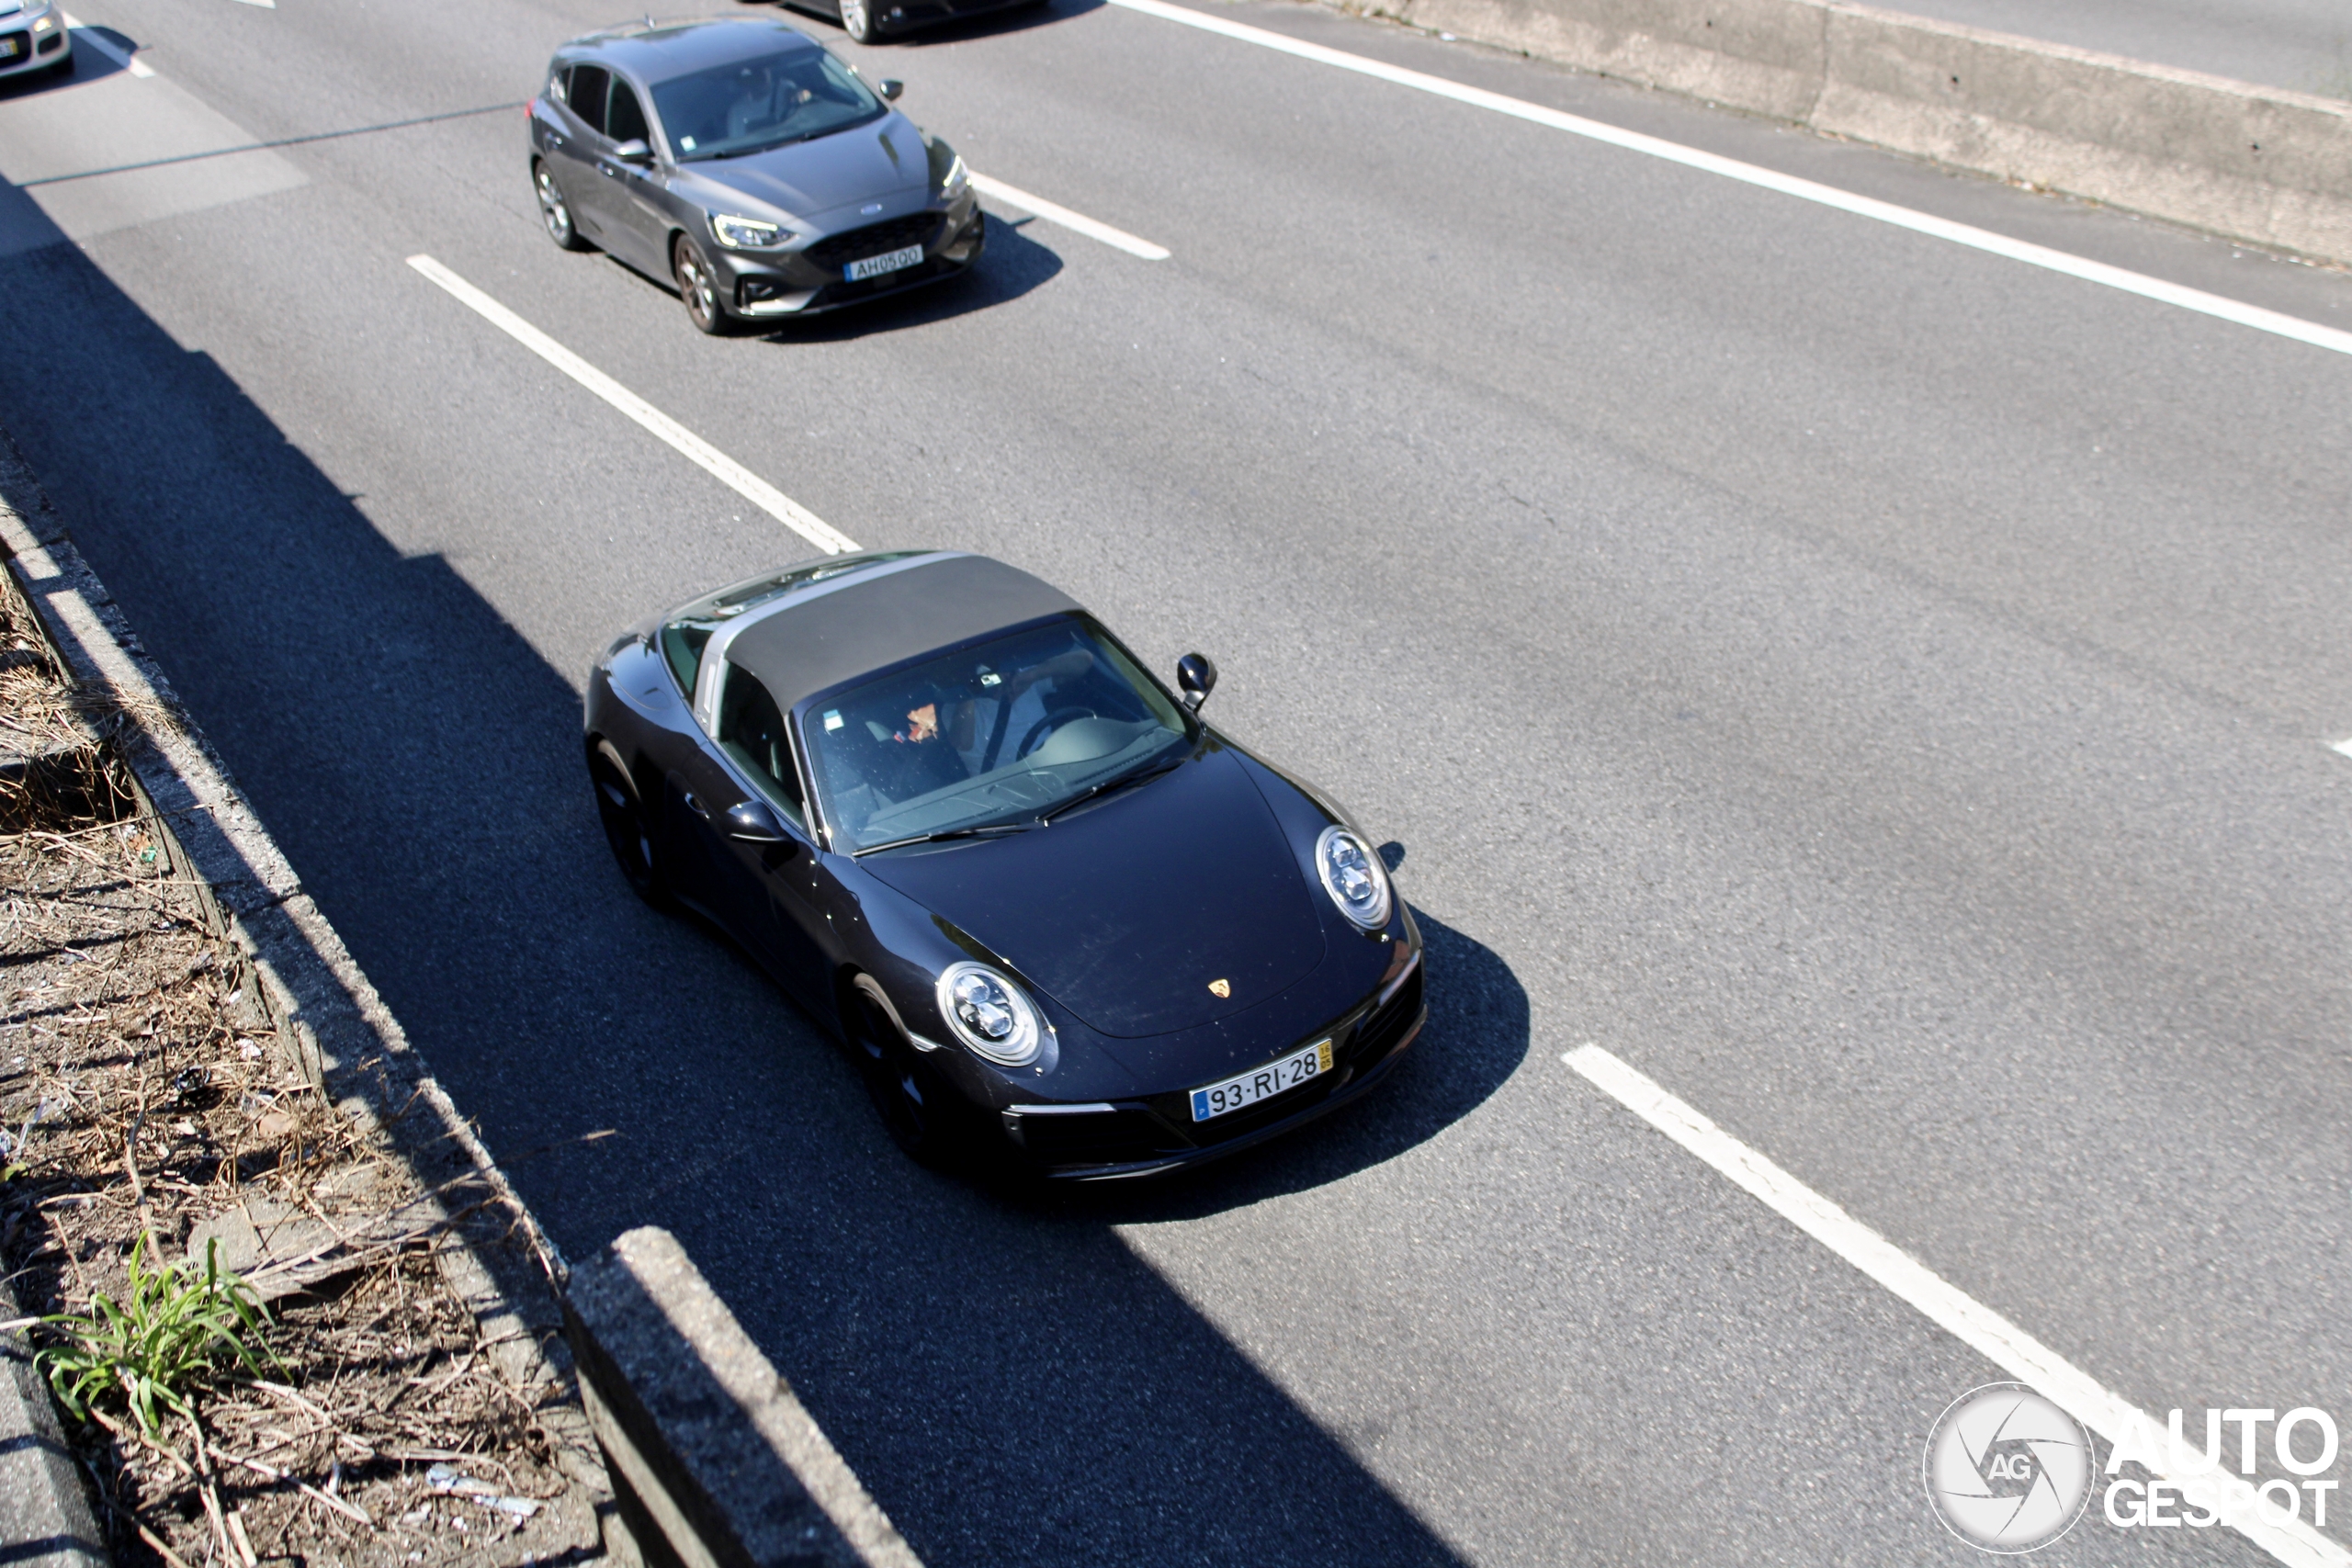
[0, 197, 1499, 1567]
[0, 28, 129, 97]
[762, 212, 1067, 341]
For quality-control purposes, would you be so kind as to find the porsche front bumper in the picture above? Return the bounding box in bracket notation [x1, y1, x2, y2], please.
[1001, 953, 1427, 1179]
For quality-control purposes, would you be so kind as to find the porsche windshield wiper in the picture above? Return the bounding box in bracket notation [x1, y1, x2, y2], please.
[1039, 757, 1184, 827]
[850, 822, 1031, 858]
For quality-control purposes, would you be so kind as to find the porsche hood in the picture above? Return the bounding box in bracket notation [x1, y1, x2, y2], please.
[860, 748, 1329, 1039]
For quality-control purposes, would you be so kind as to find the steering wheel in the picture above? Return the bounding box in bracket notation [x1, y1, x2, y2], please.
[1016, 707, 1096, 760]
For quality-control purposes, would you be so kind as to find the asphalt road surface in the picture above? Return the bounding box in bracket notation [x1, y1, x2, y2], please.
[3, 3, 2349, 1563]
[1896, 0, 2351, 98]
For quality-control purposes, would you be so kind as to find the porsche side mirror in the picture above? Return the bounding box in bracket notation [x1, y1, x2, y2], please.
[611, 139, 653, 166]
[1176, 652, 1217, 713]
[724, 800, 787, 843]
[877, 78, 904, 101]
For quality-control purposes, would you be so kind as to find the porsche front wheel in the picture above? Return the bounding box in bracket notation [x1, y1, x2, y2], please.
[853, 994, 961, 1166]
[838, 0, 876, 43]
[591, 750, 670, 908]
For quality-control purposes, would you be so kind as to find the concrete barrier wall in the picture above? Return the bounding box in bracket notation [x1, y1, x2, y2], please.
[1340, 0, 2352, 264]
[565, 1227, 925, 1568]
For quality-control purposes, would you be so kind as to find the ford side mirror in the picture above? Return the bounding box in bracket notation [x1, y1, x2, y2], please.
[878, 78, 904, 101]
[611, 138, 653, 165]
[724, 800, 787, 843]
[1176, 652, 1217, 713]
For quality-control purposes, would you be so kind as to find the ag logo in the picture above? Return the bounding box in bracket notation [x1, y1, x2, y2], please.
[1924, 1383, 2094, 1552]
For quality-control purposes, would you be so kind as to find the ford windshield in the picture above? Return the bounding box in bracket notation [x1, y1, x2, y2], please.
[653, 48, 884, 161]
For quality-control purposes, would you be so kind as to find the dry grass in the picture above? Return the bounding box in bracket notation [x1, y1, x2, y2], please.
[0, 576, 594, 1565]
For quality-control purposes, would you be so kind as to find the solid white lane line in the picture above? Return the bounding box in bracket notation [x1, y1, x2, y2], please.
[61, 12, 156, 76]
[405, 254, 860, 557]
[2331, 738, 2352, 760]
[1562, 1044, 2350, 1568]
[968, 173, 1170, 261]
[1108, 0, 2352, 361]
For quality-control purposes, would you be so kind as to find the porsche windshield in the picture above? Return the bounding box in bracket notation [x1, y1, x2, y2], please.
[652, 48, 883, 161]
[804, 618, 1193, 852]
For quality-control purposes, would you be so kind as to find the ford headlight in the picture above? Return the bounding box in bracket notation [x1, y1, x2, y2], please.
[710, 213, 789, 250]
[938, 152, 968, 198]
[1315, 827, 1392, 931]
[936, 961, 1043, 1066]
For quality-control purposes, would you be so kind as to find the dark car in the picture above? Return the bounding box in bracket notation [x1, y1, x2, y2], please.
[786, 0, 1040, 45]
[528, 17, 984, 333]
[584, 551, 1427, 1179]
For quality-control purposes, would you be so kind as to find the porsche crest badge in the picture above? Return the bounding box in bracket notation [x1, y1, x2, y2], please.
[1207, 978, 1231, 998]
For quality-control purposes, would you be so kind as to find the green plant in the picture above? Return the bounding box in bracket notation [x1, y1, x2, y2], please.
[37, 1235, 279, 1435]
[2, 1117, 35, 1183]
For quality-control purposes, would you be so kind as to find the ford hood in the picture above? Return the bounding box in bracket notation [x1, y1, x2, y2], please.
[686, 112, 930, 226]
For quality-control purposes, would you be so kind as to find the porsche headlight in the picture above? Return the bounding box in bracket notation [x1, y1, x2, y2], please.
[936, 962, 1043, 1066]
[710, 213, 790, 250]
[938, 152, 968, 198]
[1315, 827, 1392, 931]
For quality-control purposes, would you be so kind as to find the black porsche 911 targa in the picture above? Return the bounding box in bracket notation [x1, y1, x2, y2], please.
[584, 551, 1426, 1178]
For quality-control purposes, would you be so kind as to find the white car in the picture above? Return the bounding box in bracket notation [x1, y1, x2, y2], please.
[0, 0, 71, 83]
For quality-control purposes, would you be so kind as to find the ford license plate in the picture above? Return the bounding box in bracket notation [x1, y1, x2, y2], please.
[1191, 1038, 1333, 1122]
[843, 244, 923, 282]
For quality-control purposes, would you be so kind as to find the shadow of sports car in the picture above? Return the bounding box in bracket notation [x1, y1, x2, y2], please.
[584, 551, 1426, 1179]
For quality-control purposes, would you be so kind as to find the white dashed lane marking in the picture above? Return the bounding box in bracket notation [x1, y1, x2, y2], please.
[1562, 1044, 2350, 1568]
[405, 254, 860, 557]
[968, 173, 1170, 261]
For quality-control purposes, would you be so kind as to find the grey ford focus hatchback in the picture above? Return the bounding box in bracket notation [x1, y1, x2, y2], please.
[528, 17, 984, 333]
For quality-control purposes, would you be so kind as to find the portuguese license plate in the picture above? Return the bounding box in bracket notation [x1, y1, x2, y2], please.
[0, 37, 20, 58]
[843, 244, 923, 282]
[1191, 1038, 1333, 1122]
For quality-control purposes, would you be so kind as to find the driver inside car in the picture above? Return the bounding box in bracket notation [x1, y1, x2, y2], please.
[862, 689, 970, 801]
[725, 63, 817, 141]
[896, 702, 941, 745]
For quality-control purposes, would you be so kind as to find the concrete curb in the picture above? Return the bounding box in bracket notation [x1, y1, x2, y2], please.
[565, 1228, 923, 1568]
[0, 1269, 107, 1567]
[1330, 0, 2352, 265]
[0, 429, 621, 1562]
